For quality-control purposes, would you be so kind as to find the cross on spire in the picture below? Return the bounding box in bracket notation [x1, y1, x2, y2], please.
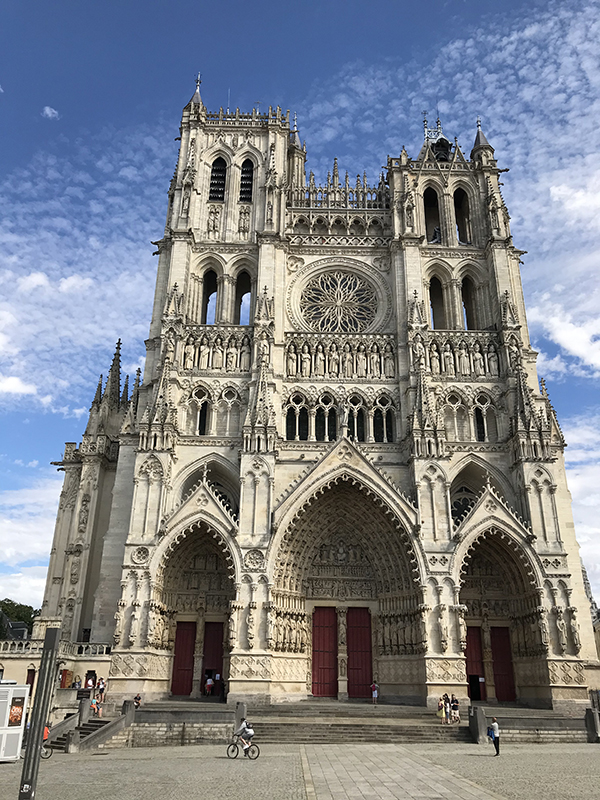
[195, 72, 202, 91]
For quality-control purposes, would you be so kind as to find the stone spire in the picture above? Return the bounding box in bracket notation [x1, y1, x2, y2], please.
[102, 340, 122, 410]
[190, 72, 203, 106]
[471, 117, 495, 160]
[90, 374, 103, 410]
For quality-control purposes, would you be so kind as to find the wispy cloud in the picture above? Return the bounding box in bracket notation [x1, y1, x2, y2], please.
[41, 106, 60, 120]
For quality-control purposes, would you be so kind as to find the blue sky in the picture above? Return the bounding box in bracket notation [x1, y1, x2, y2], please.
[1, 0, 600, 606]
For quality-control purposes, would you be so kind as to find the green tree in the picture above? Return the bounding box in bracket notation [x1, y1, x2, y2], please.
[0, 598, 40, 635]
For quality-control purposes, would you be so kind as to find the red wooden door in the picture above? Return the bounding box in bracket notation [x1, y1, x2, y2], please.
[312, 607, 337, 697]
[465, 626, 486, 701]
[347, 608, 372, 698]
[202, 622, 224, 695]
[491, 626, 516, 702]
[171, 621, 196, 696]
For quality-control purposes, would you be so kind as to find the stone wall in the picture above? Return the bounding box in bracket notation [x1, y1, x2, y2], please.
[97, 721, 233, 749]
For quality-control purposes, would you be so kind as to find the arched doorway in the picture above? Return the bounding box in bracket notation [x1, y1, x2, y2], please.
[158, 523, 236, 698]
[273, 477, 422, 701]
[459, 529, 543, 704]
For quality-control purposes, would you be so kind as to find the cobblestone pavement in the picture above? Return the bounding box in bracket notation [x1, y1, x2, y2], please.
[404, 742, 600, 800]
[0, 742, 599, 800]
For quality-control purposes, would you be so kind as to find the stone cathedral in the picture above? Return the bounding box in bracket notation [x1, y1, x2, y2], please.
[26, 81, 600, 711]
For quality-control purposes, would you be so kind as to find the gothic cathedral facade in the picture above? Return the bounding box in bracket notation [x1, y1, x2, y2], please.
[33, 83, 600, 710]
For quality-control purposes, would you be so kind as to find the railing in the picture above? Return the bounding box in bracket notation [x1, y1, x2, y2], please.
[287, 185, 389, 210]
[0, 640, 111, 657]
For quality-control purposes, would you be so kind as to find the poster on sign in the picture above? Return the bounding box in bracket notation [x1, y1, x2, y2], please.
[0, 685, 30, 761]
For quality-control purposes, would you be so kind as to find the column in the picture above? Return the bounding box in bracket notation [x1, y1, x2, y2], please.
[192, 605, 206, 697]
[337, 606, 348, 701]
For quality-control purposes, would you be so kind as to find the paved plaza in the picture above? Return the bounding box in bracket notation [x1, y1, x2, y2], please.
[1, 742, 599, 800]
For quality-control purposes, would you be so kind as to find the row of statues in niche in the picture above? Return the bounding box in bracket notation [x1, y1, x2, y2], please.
[180, 333, 253, 372]
[411, 335, 501, 378]
[286, 340, 396, 380]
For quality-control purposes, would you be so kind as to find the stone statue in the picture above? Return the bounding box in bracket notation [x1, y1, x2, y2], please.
[568, 608, 581, 654]
[258, 331, 270, 364]
[412, 336, 425, 370]
[356, 344, 367, 378]
[165, 336, 176, 363]
[300, 344, 311, 377]
[458, 343, 470, 375]
[443, 343, 455, 376]
[240, 336, 251, 371]
[198, 336, 210, 369]
[342, 344, 353, 378]
[315, 343, 326, 377]
[430, 345, 441, 375]
[429, 225, 442, 244]
[555, 607, 567, 654]
[184, 337, 195, 370]
[369, 344, 380, 378]
[287, 344, 298, 377]
[226, 338, 238, 372]
[472, 342, 485, 376]
[487, 344, 499, 376]
[537, 607, 550, 648]
[212, 337, 224, 370]
[383, 343, 395, 378]
[404, 198, 414, 229]
[328, 343, 340, 376]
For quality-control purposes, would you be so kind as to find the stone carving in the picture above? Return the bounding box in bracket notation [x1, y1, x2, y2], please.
[182, 328, 253, 373]
[207, 205, 221, 238]
[554, 606, 567, 654]
[270, 657, 308, 683]
[229, 655, 271, 680]
[299, 271, 378, 333]
[109, 652, 171, 680]
[548, 660, 585, 686]
[243, 549, 266, 571]
[70, 558, 80, 585]
[131, 546, 150, 565]
[269, 607, 308, 653]
[238, 205, 250, 237]
[568, 607, 582, 654]
[426, 658, 467, 685]
[285, 334, 396, 381]
[78, 494, 90, 534]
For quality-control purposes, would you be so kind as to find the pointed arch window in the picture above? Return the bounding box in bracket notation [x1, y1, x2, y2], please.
[429, 277, 447, 329]
[209, 157, 227, 202]
[201, 269, 218, 325]
[461, 277, 477, 330]
[193, 388, 211, 435]
[285, 393, 309, 441]
[239, 159, 254, 202]
[424, 187, 441, 243]
[348, 395, 366, 442]
[315, 394, 337, 442]
[234, 270, 252, 325]
[454, 188, 471, 245]
[373, 395, 395, 442]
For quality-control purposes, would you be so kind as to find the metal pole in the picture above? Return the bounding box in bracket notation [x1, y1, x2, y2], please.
[19, 627, 61, 800]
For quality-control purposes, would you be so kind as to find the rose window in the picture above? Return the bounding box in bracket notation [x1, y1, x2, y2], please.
[299, 271, 377, 333]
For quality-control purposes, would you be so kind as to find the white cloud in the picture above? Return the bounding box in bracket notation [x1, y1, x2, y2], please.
[0, 85, 4, 94]
[0, 476, 62, 567]
[0, 375, 36, 395]
[0, 567, 49, 608]
[41, 106, 60, 120]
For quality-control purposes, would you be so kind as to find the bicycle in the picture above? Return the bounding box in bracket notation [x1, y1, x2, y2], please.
[226, 734, 259, 760]
[20, 743, 53, 759]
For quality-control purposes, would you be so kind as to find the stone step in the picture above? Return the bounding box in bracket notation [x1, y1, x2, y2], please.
[253, 721, 473, 744]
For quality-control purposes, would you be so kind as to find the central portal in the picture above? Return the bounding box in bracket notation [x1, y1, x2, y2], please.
[311, 606, 372, 699]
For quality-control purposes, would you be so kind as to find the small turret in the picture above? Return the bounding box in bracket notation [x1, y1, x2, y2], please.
[471, 117, 495, 164]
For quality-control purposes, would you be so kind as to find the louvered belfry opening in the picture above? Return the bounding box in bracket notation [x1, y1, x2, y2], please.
[209, 157, 227, 201]
[239, 159, 254, 202]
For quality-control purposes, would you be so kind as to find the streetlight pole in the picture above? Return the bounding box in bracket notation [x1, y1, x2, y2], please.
[19, 627, 61, 799]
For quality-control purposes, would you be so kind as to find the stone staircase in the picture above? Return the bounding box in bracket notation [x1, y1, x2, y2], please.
[248, 701, 473, 744]
[50, 718, 112, 752]
[477, 705, 589, 744]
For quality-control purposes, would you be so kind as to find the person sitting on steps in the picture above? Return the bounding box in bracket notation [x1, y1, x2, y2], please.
[234, 718, 255, 757]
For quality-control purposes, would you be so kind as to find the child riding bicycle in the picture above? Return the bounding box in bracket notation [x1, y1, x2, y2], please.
[233, 718, 255, 757]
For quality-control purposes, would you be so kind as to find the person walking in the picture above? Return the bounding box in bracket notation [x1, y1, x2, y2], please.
[370, 681, 379, 706]
[491, 717, 500, 756]
[451, 694, 460, 724]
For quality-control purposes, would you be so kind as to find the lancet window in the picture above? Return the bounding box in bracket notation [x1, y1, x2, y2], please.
[373, 395, 395, 442]
[315, 393, 337, 442]
[429, 277, 447, 330]
[216, 388, 241, 437]
[209, 157, 227, 202]
[234, 270, 252, 325]
[424, 187, 442, 243]
[285, 393, 309, 441]
[347, 395, 366, 442]
[461, 277, 477, 330]
[239, 159, 254, 203]
[454, 188, 471, 245]
[201, 269, 218, 325]
[192, 388, 211, 435]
